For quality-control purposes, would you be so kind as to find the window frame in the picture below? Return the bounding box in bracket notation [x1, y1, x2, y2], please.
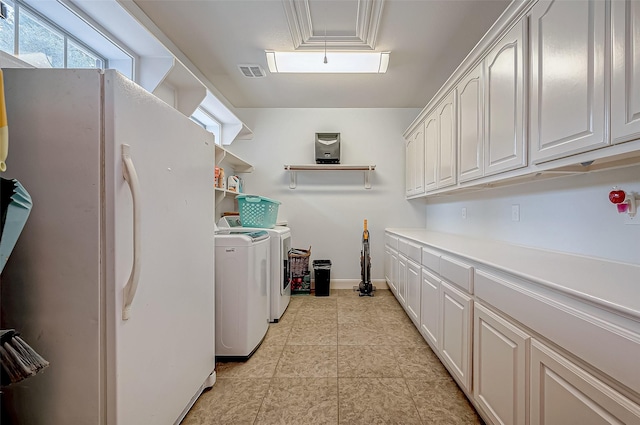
[1, 0, 109, 70]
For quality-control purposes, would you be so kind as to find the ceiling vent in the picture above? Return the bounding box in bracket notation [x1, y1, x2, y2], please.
[238, 64, 266, 78]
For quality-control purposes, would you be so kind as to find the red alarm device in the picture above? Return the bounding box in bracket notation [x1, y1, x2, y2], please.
[609, 187, 626, 204]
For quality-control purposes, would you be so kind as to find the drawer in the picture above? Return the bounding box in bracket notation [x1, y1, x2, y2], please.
[398, 238, 421, 263]
[440, 255, 473, 293]
[421, 247, 440, 273]
[475, 269, 640, 394]
[385, 233, 399, 250]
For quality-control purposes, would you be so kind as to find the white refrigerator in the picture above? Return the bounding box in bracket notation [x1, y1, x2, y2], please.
[1, 69, 215, 424]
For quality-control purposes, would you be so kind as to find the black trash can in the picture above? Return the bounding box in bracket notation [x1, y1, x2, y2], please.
[313, 260, 332, 296]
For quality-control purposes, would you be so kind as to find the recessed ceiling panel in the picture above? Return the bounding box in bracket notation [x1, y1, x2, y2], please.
[282, 0, 384, 50]
[308, 0, 358, 37]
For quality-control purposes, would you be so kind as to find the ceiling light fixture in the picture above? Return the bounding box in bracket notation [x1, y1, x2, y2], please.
[265, 51, 390, 74]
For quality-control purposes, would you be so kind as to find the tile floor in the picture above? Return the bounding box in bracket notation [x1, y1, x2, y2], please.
[181, 289, 484, 425]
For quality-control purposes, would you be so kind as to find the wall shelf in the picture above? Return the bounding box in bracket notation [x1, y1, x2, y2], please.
[216, 145, 253, 173]
[214, 187, 243, 205]
[284, 164, 376, 189]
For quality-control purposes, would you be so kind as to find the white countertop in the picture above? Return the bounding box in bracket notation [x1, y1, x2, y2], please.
[386, 229, 640, 320]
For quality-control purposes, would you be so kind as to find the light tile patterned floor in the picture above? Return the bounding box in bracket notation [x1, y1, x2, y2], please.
[181, 289, 484, 424]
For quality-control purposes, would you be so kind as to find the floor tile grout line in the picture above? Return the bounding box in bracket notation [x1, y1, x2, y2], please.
[195, 291, 480, 425]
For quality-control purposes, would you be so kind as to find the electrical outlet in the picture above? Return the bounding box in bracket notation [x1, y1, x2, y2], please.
[511, 204, 520, 222]
[625, 214, 640, 225]
[461, 207, 467, 219]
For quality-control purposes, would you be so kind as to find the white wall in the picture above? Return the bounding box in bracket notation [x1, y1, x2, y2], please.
[227, 108, 424, 282]
[425, 164, 640, 264]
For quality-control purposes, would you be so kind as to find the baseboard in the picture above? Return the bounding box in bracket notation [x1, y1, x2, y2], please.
[316, 279, 388, 290]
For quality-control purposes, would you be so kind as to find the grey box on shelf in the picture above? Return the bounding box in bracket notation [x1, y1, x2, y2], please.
[315, 133, 340, 164]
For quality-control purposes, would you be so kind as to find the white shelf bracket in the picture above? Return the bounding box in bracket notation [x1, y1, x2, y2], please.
[287, 166, 297, 189]
[364, 166, 372, 189]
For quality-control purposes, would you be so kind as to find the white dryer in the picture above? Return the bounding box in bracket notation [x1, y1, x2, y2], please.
[218, 216, 291, 322]
[214, 229, 270, 360]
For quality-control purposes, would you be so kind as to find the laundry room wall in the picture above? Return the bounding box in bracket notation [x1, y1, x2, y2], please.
[423, 164, 640, 265]
[227, 108, 424, 285]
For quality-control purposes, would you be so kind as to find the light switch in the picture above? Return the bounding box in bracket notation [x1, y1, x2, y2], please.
[512, 204, 520, 222]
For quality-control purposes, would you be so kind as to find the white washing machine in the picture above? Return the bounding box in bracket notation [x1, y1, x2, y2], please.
[218, 216, 292, 322]
[214, 229, 270, 360]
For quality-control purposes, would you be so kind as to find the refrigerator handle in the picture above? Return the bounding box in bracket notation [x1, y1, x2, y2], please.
[121, 144, 141, 321]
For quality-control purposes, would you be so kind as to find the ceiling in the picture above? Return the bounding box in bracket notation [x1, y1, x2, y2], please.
[132, 0, 511, 109]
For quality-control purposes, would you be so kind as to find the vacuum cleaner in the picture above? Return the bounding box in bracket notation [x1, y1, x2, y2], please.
[356, 219, 375, 296]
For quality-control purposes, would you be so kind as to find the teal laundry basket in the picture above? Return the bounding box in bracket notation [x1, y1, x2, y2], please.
[236, 195, 280, 228]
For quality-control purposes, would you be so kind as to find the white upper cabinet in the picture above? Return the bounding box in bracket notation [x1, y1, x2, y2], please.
[404, 0, 640, 198]
[612, 0, 640, 144]
[530, 0, 608, 163]
[405, 121, 425, 197]
[457, 64, 484, 182]
[484, 19, 527, 175]
[424, 112, 439, 192]
[438, 90, 458, 188]
[422, 91, 458, 193]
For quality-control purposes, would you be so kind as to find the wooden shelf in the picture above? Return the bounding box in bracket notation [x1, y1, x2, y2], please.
[284, 164, 376, 171]
[283, 164, 376, 189]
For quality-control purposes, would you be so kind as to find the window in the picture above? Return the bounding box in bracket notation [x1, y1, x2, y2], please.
[67, 39, 103, 69]
[19, 7, 64, 67]
[0, 0, 105, 69]
[191, 106, 222, 145]
[0, 0, 15, 55]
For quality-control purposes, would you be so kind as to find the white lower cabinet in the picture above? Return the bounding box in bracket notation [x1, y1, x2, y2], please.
[385, 231, 640, 425]
[405, 259, 421, 326]
[440, 280, 473, 392]
[384, 245, 398, 295]
[397, 254, 407, 306]
[420, 267, 440, 349]
[473, 302, 529, 425]
[531, 339, 640, 425]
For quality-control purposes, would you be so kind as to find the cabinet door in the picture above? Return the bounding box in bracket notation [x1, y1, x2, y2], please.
[440, 280, 473, 392]
[458, 64, 484, 182]
[612, 0, 640, 144]
[474, 303, 529, 425]
[390, 249, 398, 294]
[420, 268, 440, 350]
[385, 247, 398, 295]
[530, 0, 608, 163]
[438, 90, 457, 189]
[397, 254, 407, 306]
[413, 123, 425, 194]
[405, 122, 425, 196]
[424, 112, 438, 192]
[405, 259, 421, 326]
[484, 19, 527, 176]
[405, 139, 413, 197]
[531, 339, 640, 425]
